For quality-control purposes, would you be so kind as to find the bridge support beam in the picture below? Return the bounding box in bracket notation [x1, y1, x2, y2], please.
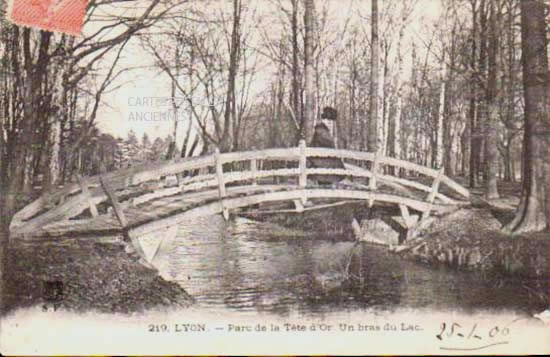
[293, 199, 305, 213]
[298, 140, 308, 205]
[76, 174, 98, 217]
[368, 152, 380, 208]
[421, 167, 444, 221]
[215, 148, 230, 220]
[99, 175, 156, 270]
[398, 204, 415, 228]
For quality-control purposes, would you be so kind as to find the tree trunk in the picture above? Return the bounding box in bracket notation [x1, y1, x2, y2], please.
[351, 67, 357, 150]
[436, 52, 446, 170]
[444, 24, 457, 176]
[392, 19, 405, 175]
[291, 0, 301, 143]
[303, 0, 315, 143]
[380, 42, 389, 157]
[484, 0, 500, 199]
[368, 0, 379, 153]
[503, 0, 549, 233]
[476, 0, 488, 185]
[502, 140, 513, 181]
[468, 0, 478, 187]
[221, 0, 242, 152]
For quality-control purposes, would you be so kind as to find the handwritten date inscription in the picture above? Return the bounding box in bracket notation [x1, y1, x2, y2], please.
[437, 322, 510, 351]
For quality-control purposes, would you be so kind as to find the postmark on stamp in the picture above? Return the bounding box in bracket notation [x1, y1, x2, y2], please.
[7, 0, 88, 36]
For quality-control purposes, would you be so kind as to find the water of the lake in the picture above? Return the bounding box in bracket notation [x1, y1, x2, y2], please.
[149, 214, 547, 317]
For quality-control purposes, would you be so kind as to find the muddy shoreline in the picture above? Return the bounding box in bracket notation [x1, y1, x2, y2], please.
[394, 208, 550, 277]
[2, 240, 193, 316]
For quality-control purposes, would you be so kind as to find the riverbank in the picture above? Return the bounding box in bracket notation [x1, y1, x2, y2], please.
[251, 181, 550, 307]
[395, 207, 550, 276]
[1, 239, 194, 315]
[393, 181, 550, 279]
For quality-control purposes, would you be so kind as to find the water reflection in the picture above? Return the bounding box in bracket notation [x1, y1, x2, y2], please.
[151, 214, 546, 316]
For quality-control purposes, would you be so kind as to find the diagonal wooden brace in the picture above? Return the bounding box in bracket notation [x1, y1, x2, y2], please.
[99, 175, 155, 270]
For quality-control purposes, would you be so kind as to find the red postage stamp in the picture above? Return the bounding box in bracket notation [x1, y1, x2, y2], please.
[7, 0, 88, 36]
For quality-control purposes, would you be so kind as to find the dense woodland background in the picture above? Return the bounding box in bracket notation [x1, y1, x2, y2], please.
[0, 0, 549, 240]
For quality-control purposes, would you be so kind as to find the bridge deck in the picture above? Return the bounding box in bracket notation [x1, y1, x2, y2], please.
[11, 182, 461, 243]
[9, 142, 471, 246]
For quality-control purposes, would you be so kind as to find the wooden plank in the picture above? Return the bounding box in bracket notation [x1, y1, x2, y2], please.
[379, 156, 440, 178]
[305, 147, 375, 162]
[245, 200, 359, 215]
[307, 168, 367, 178]
[76, 174, 98, 217]
[215, 148, 229, 220]
[9, 182, 82, 228]
[378, 174, 455, 203]
[222, 168, 300, 184]
[118, 155, 215, 187]
[219, 147, 300, 164]
[12, 191, 93, 235]
[380, 156, 469, 199]
[343, 162, 374, 177]
[131, 186, 181, 206]
[129, 189, 439, 238]
[179, 173, 216, 186]
[440, 175, 471, 199]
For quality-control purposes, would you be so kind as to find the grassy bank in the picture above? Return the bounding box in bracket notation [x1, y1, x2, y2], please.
[2, 240, 193, 315]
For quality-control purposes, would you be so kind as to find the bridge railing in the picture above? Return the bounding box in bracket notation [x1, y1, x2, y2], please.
[10, 140, 470, 234]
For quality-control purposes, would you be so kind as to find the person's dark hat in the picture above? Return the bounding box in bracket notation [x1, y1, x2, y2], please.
[321, 106, 337, 121]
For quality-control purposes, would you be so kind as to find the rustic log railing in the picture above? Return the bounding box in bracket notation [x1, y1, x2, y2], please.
[9, 140, 470, 242]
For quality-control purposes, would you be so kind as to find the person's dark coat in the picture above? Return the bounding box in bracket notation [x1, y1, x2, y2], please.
[308, 122, 345, 184]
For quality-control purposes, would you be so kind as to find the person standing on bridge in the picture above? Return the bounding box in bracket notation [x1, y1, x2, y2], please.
[308, 106, 346, 185]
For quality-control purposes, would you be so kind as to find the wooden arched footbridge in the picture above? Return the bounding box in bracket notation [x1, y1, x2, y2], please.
[9, 141, 470, 262]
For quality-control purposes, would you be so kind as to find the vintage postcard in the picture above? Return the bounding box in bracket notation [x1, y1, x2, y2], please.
[1, 0, 549, 355]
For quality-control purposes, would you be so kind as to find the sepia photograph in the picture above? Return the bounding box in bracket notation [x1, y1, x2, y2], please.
[0, 0, 549, 354]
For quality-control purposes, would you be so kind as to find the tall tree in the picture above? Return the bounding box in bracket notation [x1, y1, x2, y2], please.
[221, 0, 243, 152]
[368, 0, 379, 153]
[484, 0, 501, 199]
[469, 0, 479, 187]
[504, 0, 550, 233]
[303, 0, 316, 143]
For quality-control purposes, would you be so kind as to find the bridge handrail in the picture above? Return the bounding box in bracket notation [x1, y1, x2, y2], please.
[10, 140, 470, 233]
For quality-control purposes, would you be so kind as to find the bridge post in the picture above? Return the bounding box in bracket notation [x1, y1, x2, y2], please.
[250, 153, 258, 187]
[76, 174, 98, 217]
[368, 151, 380, 207]
[298, 139, 307, 205]
[215, 148, 229, 220]
[421, 167, 444, 221]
